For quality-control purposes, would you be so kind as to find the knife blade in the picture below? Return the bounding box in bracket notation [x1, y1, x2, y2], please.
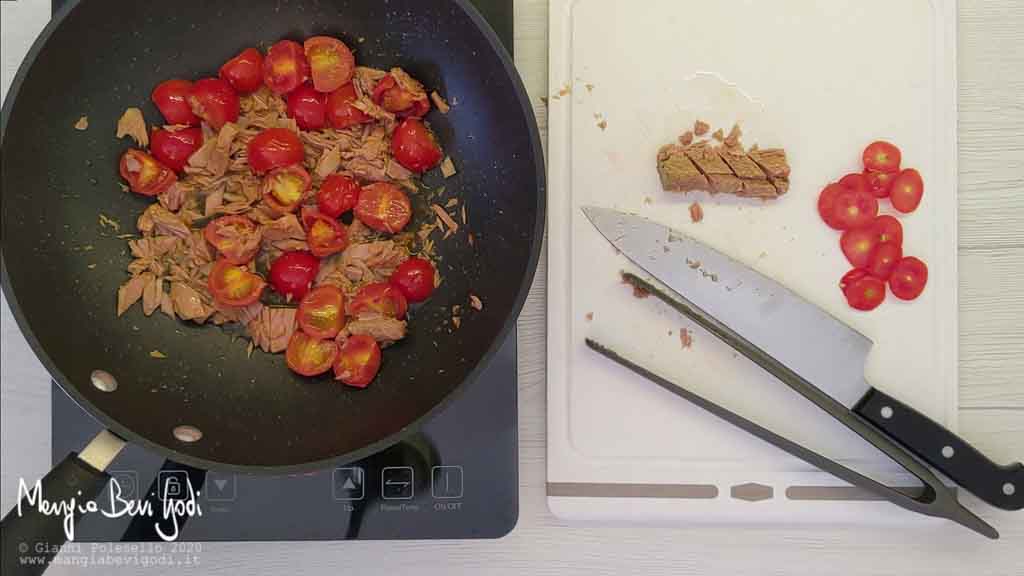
[583, 206, 1023, 511]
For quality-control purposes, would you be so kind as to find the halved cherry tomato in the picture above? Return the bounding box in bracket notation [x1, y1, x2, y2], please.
[297, 285, 346, 340]
[269, 251, 320, 300]
[842, 274, 886, 311]
[870, 215, 903, 247]
[286, 331, 338, 377]
[303, 36, 355, 93]
[262, 165, 312, 213]
[263, 40, 310, 95]
[334, 334, 382, 388]
[867, 241, 902, 280]
[840, 227, 879, 269]
[865, 170, 895, 198]
[830, 188, 878, 231]
[207, 259, 266, 307]
[204, 215, 262, 265]
[286, 83, 327, 131]
[817, 183, 846, 230]
[349, 283, 408, 320]
[389, 257, 436, 303]
[119, 149, 177, 196]
[354, 182, 412, 233]
[188, 78, 240, 130]
[391, 118, 443, 174]
[862, 141, 901, 174]
[150, 127, 203, 173]
[317, 174, 361, 218]
[247, 127, 305, 174]
[372, 74, 429, 117]
[889, 257, 928, 301]
[219, 47, 265, 94]
[890, 168, 924, 213]
[306, 213, 349, 258]
[838, 173, 870, 196]
[839, 269, 870, 291]
[151, 79, 199, 126]
[326, 83, 372, 129]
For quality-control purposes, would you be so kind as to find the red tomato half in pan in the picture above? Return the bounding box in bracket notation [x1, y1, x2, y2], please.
[298, 285, 346, 340]
[391, 118, 443, 174]
[862, 141, 902, 174]
[248, 128, 305, 174]
[889, 257, 928, 301]
[389, 257, 436, 303]
[306, 213, 349, 258]
[264, 40, 310, 95]
[119, 149, 177, 196]
[150, 127, 203, 173]
[326, 83, 372, 129]
[334, 334, 382, 388]
[889, 168, 924, 213]
[208, 260, 266, 307]
[151, 79, 199, 126]
[317, 174, 361, 218]
[372, 74, 429, 117]
[304, 36, 355, 93]
[286, 331, 338, 377]
[188, 78, 240, 131]
[269, 251, 320, 300]
[287, 84, 327, 131]
[262, 165, 312, 213]
[219, 48, 265, 94]
[354, 182, 412, 233]
[349, 283, 408, 320]
[204, 215, 262, 265]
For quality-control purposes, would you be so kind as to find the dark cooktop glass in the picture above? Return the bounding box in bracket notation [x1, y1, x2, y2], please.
[50, 0, 518, 542]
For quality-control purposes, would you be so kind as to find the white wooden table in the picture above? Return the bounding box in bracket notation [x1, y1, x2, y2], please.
[2, 1, 1022, 574]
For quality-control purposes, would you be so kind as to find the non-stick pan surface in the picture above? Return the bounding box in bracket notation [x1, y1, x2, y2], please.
[0, 0, 544, 473]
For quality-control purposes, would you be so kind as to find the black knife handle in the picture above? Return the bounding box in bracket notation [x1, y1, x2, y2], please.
[854, 388, 1023, 511]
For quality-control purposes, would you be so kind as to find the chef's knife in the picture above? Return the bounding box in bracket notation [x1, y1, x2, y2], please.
[583, 206, 1023, 511]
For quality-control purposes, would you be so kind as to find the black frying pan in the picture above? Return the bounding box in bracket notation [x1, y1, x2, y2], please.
[0, 0, 544, 571]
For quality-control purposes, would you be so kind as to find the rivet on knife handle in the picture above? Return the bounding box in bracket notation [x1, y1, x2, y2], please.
[854, 389, 1024, 511]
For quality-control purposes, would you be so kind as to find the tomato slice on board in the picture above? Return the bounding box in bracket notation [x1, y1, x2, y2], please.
[207, 259, 267, 307]
[354, 182, 412, 233]
[150, 127, 203, 173]
[306, 213, 349, 258]
[371, 74, 430, 117]
[391, 118, 443, 174]
[889, 257, 929, 301]
[325, 83, 372, 130]
[389, 257, 437, 303]
[842, 274, 886, 311]
[334, 334, 382, 388]
[262, 165, 312, 214]
[317, 174, 362, 218]
[869, 215, 903, 247]
[862, 141, 902, 174]
[817, 183, 846, 230]
[830, 188, 878, 231]
[188, 78, 240, 131]
[151, 79, 199, 126]
[889, 168, 924, 213]
[840, 227, 879, 269]
[119, 149, 177, 196]
[204, 215, 262, 265]
[349, 283, 408, 320]
[268, 251, 320, 301]
[864, 170, 895, 199]
[839, 173, 870, 196]
[303, 36, 356, 93]
[839, 269, 870, 291]
[263, 40, 310, 95]
[866, 241, 903, 280]
[297, 285, 346, 340]
[286, 83, 327, 131]
[286, 331, 338, 377]
[247, 128, 305, 174]
[219, 47, 265, 94]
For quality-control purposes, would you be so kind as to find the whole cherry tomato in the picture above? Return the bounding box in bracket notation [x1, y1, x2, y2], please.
[326, 83, 372, 129]
[317, 174, 361, 218]
[150, 127, 203, 173]
[391, 118, 443, 174]
[219, 47, 265, 94]
[286, 83, 327, 131]
[389, 257, 436, 303]
[247, 128, 305, 174]
[269, 251, 320, 300]
[152, 79, 199, 126]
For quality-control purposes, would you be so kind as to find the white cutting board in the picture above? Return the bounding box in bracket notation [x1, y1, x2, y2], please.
[547, 0, 959, 526]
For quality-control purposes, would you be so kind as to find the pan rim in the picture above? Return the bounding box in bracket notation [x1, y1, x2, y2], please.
[0, 0, 546, 474]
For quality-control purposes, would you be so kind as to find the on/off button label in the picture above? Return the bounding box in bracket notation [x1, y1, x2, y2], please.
[431, 466, 463, 499]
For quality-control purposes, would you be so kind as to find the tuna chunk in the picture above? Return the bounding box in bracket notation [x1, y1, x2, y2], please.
[117, 275, 148, 316]
[346, 315, 407, 344]
[170, 282, 213, 323]
[138, 204, 191, 239]
[247, 307, 297, 353]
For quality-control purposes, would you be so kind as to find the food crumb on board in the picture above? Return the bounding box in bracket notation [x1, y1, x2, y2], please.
[694, 120, 710, 136]
[149, 350, 167, 359]
[440, 156, 458, 179]
[711, 128, 725, 142]
[116, 107, 149, 147]
[680, 328, 693, 349]
[540, 96, 549, 106]
[724, 123, 742, 148]
[689, 202, 704, 223]
[678, 131, 694, 146]
[585, 83, 594, 93]
[585, 312, 594, 321]
[430, 91, 451, 114]
[469, 294, 484, 311]
[686, 258, 701, 269]
[558, 84, 571, 97]
[643, 197, 653, 205]
[98, 213, 121, 232]
[74, 116, 89, 131]
[623, 274, 650, 299]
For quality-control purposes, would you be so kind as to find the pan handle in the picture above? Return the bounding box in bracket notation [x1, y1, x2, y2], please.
[1, 431, 125, 576]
